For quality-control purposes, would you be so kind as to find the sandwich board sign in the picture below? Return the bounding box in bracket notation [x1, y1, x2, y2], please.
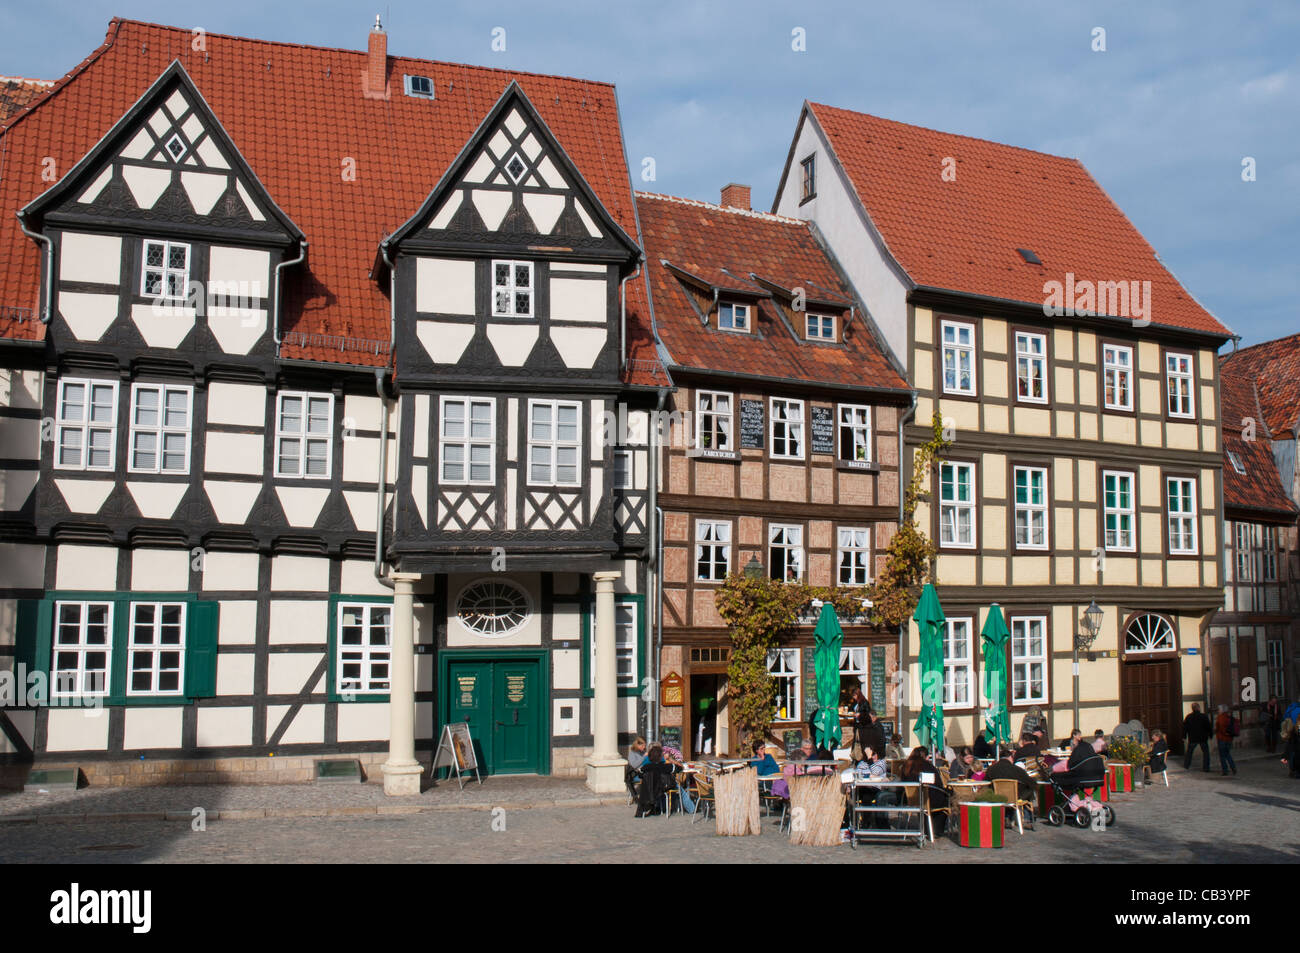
[433, 721, 482, 789]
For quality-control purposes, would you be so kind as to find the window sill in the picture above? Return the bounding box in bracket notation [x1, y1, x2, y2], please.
[835, 459, 879, 474]
[686, 448, 739, 462]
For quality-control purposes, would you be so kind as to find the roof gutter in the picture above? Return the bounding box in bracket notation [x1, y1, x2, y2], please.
[272, 239, 308, 356]
[373, 366, 394, 590]
[16, 210, 53, 324]
[669, 364, 912, 400]
[620, 257, 643, 370]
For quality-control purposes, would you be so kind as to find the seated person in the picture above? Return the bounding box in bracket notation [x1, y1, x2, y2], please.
[948, 746, 976, 779]
[1053, 738, 1107, 807]
[899, 747, 949, 832]
[1059, 728, 1083, 750]
[972, 732, 996, 760]
[984, 749, 1036, 802]
[886, 735, 906, 761]
[1145, 729, 1169, 777]
[1012, 733, 1041, 761]
[795, 736, 834, 774]
[854, 745, 897, 828]
[624, 735, 648, 797]
[1092, 730, 1110, 756]
[747, 742, 780, 776]
[634, 745, 681, 817]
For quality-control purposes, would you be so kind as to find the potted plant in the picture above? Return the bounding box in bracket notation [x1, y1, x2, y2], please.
[1106, 736, 1146, 792]
[958, 790, 1010, 848]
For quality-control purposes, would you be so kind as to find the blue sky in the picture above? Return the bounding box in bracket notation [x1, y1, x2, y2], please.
[3, 1, 1296, 348]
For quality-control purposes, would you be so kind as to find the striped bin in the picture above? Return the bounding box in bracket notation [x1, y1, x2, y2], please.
[957, 801, 1005, 848]
[1107, 763, 1133, 794]
[1081, 780, 1109, 802]
[1037, 781, 1057, 817]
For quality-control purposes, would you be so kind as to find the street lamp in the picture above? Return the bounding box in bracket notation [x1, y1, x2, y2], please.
[1073, 599, 1104, 730]
[743, 555, 763, 579]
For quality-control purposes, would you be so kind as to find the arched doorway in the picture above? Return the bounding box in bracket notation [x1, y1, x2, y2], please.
[1119, 613, 1184, 751]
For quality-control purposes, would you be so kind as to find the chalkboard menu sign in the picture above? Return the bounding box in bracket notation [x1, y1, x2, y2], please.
[810, 405, 835, 455]
[870, 645, 887, 715]
[783, 730, 803, 755]
[739, 399, 764, 449]
[879, 720, 895, 744]
[659, 726, 682, 752]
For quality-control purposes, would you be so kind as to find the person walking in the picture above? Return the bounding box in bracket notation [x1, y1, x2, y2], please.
[1182, 702, 1212, 772]
[1214, 704, 1238, 776]
[1262, 696, 1282, 754]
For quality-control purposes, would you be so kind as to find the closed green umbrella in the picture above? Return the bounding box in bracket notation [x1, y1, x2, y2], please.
[812, 603, 843, 752]
[911, 583, 946, 754]
[981, 604, 1012, 747]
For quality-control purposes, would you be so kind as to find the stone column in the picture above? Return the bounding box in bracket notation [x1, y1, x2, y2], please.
[585, 570, 627, 792]
[383, 572, 422, 796]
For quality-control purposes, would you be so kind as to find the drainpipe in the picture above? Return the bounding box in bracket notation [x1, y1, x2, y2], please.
[272, 239, 308, 356]
[374, 366, 394, 590]
[897, 393, 919, 740]
[648, 387, 668, 742]
[16, 211, 53, 324]
[619, 258, 643, 371]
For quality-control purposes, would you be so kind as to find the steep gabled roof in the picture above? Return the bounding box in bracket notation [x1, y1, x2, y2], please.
[0, 19, 643, 368]
[635, 192, 907, 394]
[0, 76, 52, 124]
[1220, 356, 1297, 519]
[1220, 332, 1300, 439]
[794, 103, 1231, 340]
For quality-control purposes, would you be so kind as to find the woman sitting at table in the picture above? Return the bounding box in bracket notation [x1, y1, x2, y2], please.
[886, 734, 905, 760]
[635, 745, 681, 817]
[747, 742, 779, 776]
[854, 745, 898, 828]
[948, 746, 976, 779]
[899, 747, 949, 832]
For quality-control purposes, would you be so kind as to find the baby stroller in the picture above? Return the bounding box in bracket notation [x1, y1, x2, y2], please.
[1043, 762, 1116, 829]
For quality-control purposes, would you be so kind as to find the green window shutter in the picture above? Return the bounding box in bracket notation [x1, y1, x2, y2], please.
[14, 599, 53, 701]
[185, 601, 220, 699]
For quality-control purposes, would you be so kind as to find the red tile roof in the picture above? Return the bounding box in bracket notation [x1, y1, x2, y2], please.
[0, 76, 52, 124]
[1220, 332, 1300, 439]
[804, 103, 1231, 339]
[0, 19, 642, 369]
[1220, 357, 1297, 518]
[635, 192, 907, 393]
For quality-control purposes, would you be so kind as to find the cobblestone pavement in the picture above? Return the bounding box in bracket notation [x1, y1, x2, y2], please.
[2, 753, 1297, 863]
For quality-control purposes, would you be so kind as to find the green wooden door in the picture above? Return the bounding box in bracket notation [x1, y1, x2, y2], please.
[492, 659, 540, 775]
[446, 660, 493, 774]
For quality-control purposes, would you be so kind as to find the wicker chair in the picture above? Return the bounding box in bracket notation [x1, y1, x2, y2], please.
[991, 777, 1034, 834]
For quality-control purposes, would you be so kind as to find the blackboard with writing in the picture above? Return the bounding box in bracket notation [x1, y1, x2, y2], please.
[810, 405, 835, 455]
[659, 726, 682, 753]
[739, 399, 764, 449]
[870, 645, 887, 715]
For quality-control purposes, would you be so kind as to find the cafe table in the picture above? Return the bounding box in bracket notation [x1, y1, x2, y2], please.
[848, 779, 932, 848]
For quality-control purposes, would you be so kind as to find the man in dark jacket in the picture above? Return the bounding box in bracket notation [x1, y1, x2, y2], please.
[1183, 703, 1212, 771]
[986, 749, 1035, 801]
[861, 708, 886, 761]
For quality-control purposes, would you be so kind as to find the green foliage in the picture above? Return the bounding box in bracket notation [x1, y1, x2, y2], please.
[971, 789, 1011, 804]
[1107, 735, 1147, 767]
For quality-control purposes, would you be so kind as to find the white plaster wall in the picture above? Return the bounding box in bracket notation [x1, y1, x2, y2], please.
[270, 555, 329, 592]
[266, 704, 325, 744]
[202, 552, 259, 591]
[445, 573, 542, 647]
[58, 232, 122, 285]
[124, 707, 184, 749]
[337, 703, 388, 742]
[130, 548, 190, 591]
[55, 544, 117, 590]
[0, 543, 45, 589]
[217, 600, 257, 645]
[197, 706, 253, 747]
[267, 652, 324, 695]
[206, 382, 265, 427]
[1, 369, 43, 410]
[550, 276, 606, 322]
[269, 600, 328, 644]
[204, 432, 264, 476]
[45, 709, 110, 751]
[216, 652, 255, 695]
[415, 257, 476, 315]
[208, 246, 269, 289]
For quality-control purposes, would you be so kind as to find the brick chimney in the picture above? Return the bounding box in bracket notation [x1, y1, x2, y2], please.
[363, 15, 389, 99]
[720, 183, 751, 210]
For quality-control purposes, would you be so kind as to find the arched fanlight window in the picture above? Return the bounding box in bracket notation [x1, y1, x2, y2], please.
[1124, 614, 1176, 655]
[456, 580, 531, 638]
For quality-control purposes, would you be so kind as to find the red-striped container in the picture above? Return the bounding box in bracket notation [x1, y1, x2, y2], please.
[957, 801, 1005, 848]
[1081, 780, 1109, 802]
[1107, 763, 1133, 794]
[1037, 781, 1056, 817]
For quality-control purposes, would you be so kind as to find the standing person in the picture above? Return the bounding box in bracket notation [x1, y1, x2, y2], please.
[1214, 704, 1238, 776]
[1262, 696, 1283, 754]
[847, 686, 870, 755]
[861, 706, 886, 761]
[1182, 703, 1212, 772]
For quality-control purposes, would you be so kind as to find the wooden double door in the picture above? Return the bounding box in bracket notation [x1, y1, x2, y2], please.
[444, 656, 544, 775]
[1120, 657, 1183, 751]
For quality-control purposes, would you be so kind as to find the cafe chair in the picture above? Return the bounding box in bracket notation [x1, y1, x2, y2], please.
[691, 775, 715, 824]
[991, 778, 1034, 834]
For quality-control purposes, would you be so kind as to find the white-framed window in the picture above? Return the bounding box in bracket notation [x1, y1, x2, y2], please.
[1166, 352, 1195, 418]
[1262, 525, 1278, 581]
[1227, 450, 1246, 475]
[1268, 639, 1285, 698]
[52, 601, 112, 699]
[492, 260, 533, 317]
[1124, 613, 1176, 655]
[938, 461, 975, 548]
[1235, 522, 1253, 583]
[768, 523, 804, 581]
[439, 396, 495, 485]
[768, 647, 801, 721]
[805, 313, 835, 341]
[695, 519, 731, 582]
[142, 239, 190, 301]
[941, 320, 976, 396]
[1103, 343, 1134, 411]
[1103, 470, 1136, 552]
[1166, 476, 1198, 554]
[800, 154, 816, 200]
[942, 617, 974, 709]
[275, 391, 333, 478]
[695, 390, 734, 451]
[337, 603, 392, 695]
[128, 602, 186, 696]
[128, 383, 191, 474]
[839, 647, 868, 701]
[1013, 466, 1049, 550]
[770, 398, 805, 459]
[586, 598, 639, 689]
[55, 378, 118, 471]
[528, 399, 581, 486]
[718, 302, 749, 332]
[837, 404, 871, 463]
[837, 527, 872, 586]
[1014, 331, 1047, 403]
[613, 449, 632, 489]
[1010, 616, 1048, 704]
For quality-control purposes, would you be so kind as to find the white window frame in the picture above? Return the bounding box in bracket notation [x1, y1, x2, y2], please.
[839, 647, 868, 694]
[805, 313, 835, 341]
[275, 391, 333, 479]
[942, 617, 974, 710]
[128, 383, 192, 474]
[940, 320, 976, 396]
[141, 239, 191, 302]
[1267, 639, 1285, 698]
[51, 601, 113, 699]
[718, 302, 750, 332]
[837, 404, 872, 463]
[768, 647, 801, 721]
[1103, 343, 1134, 411]
[1010, 616, 1048, 705]
[1235, 522, 1253, 583]
[1166, 352, 1195, 419]
[492, 260, 534, 318]
[837, 526, 872, 586]
[1014, 331, 1048, 404]
[55, 378, 118, 472]
[1103, 469, 1136, 552]
[695, 390, 734, 452]
[1261, 525, 1278, 581]
[695, 519, 731, 583]
[586, 598, 639, 690]
[613, 449, 633, 490]
[337, 603, 392, 696]
[1166, 476, 1198, 554]
[938, 461, 976, 549]
[438, 396, 495, 486]
[768, 523, 804, 581]
[800, 154, 816, 200]
[127, 601, 186, 697]
[527, 399, 582, 487]
[1013, 465, 1049, 550]
[770, 397, 805, 460]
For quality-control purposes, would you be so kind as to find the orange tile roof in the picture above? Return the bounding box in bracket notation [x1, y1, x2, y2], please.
[1220, 358, 1297, 518]
[1220, 332, 1300, 439]
[0, 76, 52, 124]
[0, 19, 642, 368]
[805, 103, 1231, 339]
[635, 192, 907, 393]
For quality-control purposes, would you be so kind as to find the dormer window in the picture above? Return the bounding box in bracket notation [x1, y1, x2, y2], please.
[806, 313, 835, 341]
[1227, 451, 1245, 475]
[718, 302, 749, 332]
[800, 154, 816, 201]
[403, 75, 435, 99]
